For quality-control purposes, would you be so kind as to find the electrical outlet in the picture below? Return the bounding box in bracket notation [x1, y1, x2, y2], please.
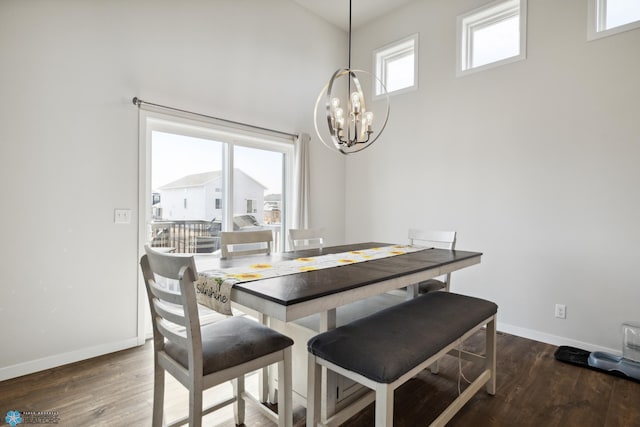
[555, 304, 566, 319]
[114, 209, 131, 224]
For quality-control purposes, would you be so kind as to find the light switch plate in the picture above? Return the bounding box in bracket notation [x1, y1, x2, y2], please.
[114, 209, 132, 224]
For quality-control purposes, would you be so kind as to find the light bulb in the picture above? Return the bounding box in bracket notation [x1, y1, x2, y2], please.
[365, 111, 374, 131]
[331, 97, 340, 109]
[365, 111, 374, 125]
[350, 92, 361, 113]
[334, 107, 343, 120]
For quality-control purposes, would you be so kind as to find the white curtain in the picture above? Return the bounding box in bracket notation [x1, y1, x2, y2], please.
[292, 133, 310, 229]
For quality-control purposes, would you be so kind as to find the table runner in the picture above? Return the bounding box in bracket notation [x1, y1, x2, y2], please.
[195, 244, 428, 315]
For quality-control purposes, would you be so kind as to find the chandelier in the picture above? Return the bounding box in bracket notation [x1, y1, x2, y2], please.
[314, 0, 390, 155]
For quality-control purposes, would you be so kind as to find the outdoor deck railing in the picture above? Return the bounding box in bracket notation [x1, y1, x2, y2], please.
[149, 220, 282, 254]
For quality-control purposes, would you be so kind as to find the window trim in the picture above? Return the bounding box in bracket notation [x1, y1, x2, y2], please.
[456, 0, 527, 77]
[373, 33, 419, 98]
[588, 0, 640, 41]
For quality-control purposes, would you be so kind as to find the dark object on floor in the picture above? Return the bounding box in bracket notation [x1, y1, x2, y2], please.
[555, 346, 590, 367]
[555, 346, 640, 383]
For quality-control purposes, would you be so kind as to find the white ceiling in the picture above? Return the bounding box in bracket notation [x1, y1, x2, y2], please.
[291, 0, 415, 31]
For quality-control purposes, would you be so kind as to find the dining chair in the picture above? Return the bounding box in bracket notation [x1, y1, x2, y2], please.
[288, 228, 325, 251]
[408, 229, 457, 292]
[140, 247, 294, 427]
[220, 230, 273, 259]
[195, 235, 220, 253]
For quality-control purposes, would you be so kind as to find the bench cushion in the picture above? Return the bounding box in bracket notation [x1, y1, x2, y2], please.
[307, 292, 497, 383]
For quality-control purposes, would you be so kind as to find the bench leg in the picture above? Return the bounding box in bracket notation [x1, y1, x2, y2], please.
[375, 384, 393, 427]
[307, 354, 322, 427]
[486, 315, 497, 395]
[233, 376, 245, 425]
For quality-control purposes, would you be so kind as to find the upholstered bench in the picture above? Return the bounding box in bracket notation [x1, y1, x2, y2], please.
[307, 291, 497, 427]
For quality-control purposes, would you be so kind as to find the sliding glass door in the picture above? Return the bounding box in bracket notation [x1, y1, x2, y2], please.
[140, 112, 293, 255]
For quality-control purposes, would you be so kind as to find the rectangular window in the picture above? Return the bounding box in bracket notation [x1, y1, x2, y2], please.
[246, 199, 257, 214]
[457, 0, 527, 76]
[588, 0, 640, 40]
[373, 34, 418, 97]
[142, 114, 293, 254]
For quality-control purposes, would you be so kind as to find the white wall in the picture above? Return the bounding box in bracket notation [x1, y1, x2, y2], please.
[0, 0, 346, 380]
[347, 0, 640, 352]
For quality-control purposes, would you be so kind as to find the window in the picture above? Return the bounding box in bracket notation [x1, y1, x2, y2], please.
[373, 34, 418, 97]
[246, 199, 257, 214]
[588, 0, 640, 40]
[140, 112, 293, 254]
[457, 0, 527, 76]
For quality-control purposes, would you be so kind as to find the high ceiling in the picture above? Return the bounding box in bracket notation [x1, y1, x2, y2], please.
[291, 0, 415, 31]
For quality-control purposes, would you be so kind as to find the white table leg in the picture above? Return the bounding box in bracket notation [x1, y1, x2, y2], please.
[406, 283, 418, 300]
[319, 308, 337, 332]
[319, 309, 337, 422]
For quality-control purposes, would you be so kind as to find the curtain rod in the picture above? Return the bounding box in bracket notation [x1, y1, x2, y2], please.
[132, 97, 298, 139]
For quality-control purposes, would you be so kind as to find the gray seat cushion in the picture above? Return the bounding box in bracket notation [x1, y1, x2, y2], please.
[418, 278, 446, 293]
[308, 292, 497, 384]
[165, 316, 293, 375]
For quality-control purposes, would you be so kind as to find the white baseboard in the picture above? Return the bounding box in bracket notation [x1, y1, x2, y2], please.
[498, 321, 621, 356]
[0, 337, 141, 382]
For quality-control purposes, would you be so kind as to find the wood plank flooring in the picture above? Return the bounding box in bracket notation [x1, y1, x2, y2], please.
[1, 331, 639, 426]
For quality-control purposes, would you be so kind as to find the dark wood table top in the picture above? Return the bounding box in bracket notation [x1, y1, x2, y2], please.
[197, 242, 482, 307]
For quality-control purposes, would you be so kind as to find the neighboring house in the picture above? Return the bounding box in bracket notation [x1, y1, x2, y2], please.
[157, 168, 267, 222]
[264, 193, 281, 224]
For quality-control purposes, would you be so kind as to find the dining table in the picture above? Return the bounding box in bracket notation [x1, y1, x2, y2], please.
[194, 242, 483, 420]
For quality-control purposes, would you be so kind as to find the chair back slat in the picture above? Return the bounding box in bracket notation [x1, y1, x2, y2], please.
[153, 299, 188, 327]
[408, 229, 457, 250]
[148, 281, 184, 306]
[221, 230, 273, 259]
[145, 247, 197, 280]
[156, 320, 188, 347]
[289, 228, 325, 250]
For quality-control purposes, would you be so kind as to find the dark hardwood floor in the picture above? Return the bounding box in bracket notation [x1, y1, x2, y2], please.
[1, 331, 639, 426]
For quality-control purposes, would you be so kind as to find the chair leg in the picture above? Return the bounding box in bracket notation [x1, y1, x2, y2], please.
[189, 381, 203, 427]
[152, 363, 164, 427]
[258, 313, 270, 403]
[233, 376, 245, 426]
[486, 316, 497, 395]
[375, 384, 393, 427]
[307, 354, 322, 427]
[278, 348, 293, 427]
[269, 364, 278, 404]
